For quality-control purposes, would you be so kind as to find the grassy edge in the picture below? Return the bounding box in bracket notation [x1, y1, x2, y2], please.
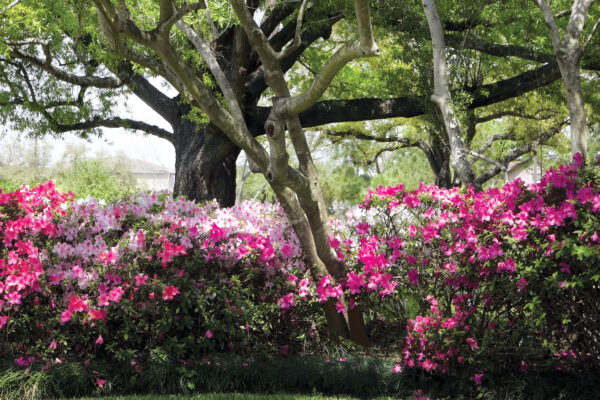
[0, 355, 598, 400]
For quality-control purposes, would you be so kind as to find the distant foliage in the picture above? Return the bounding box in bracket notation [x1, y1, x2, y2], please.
[55, 158, 138, 200]
[0, 179, 19, 193]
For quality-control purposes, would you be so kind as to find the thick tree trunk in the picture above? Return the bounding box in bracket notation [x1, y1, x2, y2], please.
[425, 128, 453, 188]
[435, 158, 452, 188]
[173, 120, 240, 207]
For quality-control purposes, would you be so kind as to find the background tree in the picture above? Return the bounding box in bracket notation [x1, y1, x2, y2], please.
[533, 0, 595, 160]
[4, 0, 596, 205]
[307, 0, 599, 187]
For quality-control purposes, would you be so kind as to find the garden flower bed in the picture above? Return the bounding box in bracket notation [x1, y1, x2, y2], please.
[1, 155, 600, 399]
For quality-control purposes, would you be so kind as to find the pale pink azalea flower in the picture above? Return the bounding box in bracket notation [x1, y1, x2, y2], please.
[108, 286, 124, 303]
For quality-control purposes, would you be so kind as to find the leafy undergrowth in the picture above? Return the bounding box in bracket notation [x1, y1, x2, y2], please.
[61, 394, 394, 400]
[0, 355, 598, 400]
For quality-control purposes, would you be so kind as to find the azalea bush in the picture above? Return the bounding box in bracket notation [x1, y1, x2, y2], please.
[0, 184, 323, 371]
[2, 155, 600, 388]
[284, 154, 600, 376]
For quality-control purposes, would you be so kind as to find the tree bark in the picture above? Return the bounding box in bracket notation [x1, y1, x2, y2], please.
[422, 0, 480, 190]
[533, 0, 592, 160]
[429, 129, 453, 188]
[559, 55, 587, 159]
[172, 120, 240, 207]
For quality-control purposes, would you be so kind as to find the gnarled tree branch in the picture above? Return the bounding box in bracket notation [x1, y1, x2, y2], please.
[475, 120, 568, 184]
[9, 47, 128, 89]
[54, 117, 174, 143]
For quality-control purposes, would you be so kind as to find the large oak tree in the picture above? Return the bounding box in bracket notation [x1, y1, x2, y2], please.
[3, 0, 598, 205]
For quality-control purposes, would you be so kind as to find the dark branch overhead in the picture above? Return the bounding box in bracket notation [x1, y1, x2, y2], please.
[247, 60, 565, 134]
[475, 110, 556, 124]
[470, 63, 561, 109]
[9, 47, 129, 89]
[442, 18, 486, 31]
[446, 34, 600, 71]
[54, 117, 174, 143]
[245, 11, 342, 100]
[259, 1, 297, 39]
[128, 74, 178, 125]
[324, 129, 411, 143]
[246, 96, 424, 134]
[446, 35, 555, 63]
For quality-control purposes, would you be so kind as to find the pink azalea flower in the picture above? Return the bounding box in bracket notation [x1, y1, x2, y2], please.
[205, 330, 214, 338]
[277, 293, 294, 309]
[95, 378, 106, 388]
[280, 244, 296, 258]
[466, 337, 479, 350]
[407, 269, 419, 285]
[355, 222, 370, 235]
[95, 335, 104, 345]
[60, 310, 72, 325]
[392, 363, 403, 373]
[88, 309, 107, 321]
[14, 356, 35, 366]
[97, 294, 109, 306]
[134, 274, 148, 286]
[286, 274, 298, 285]
[162, 285, 179, 301]
[108, 286, 124, 303]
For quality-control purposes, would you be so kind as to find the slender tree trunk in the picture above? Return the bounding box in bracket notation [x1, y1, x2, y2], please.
[422, 0, 480, 190]
[533, 0, 592, 160]
[273, 184, 352, 340]
[560, 59, 587, 159]
[173, 120, 240, 206]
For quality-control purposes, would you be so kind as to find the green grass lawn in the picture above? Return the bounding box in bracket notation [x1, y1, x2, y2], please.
[62, 395, 398, 400]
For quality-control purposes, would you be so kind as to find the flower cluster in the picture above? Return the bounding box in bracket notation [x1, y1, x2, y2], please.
[3, 154, 600, 377]
[1, 186, 318, 367]
[285, 154, 600, 372]
[0, 182, 72, 327]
